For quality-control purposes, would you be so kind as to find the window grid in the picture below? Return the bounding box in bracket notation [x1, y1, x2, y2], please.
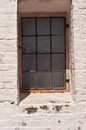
[22, 17, 66, 73]
[22, 17, 66, 89]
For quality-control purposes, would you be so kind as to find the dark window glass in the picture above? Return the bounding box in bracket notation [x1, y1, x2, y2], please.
[36, 73, 50, 88]
[52, 36, 65, 53]
[37, 54, 50, 71]
[22, 72, 37, 89]
[23, 37, 36, 53]
[23, 54, 36, 71]
[51, 72, 65, 88]
[37, 36, 50, 53]
[52, 18, 65, 35]
[22, 17, 66, 90]
[22, 18, 35, 36]
[52, 54, 65, 71]
[37, 18, 50, 35]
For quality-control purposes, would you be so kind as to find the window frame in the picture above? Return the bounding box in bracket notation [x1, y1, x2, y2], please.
[18, 12, 70, 93]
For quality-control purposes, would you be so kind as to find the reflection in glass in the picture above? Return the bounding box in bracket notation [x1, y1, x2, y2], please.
[52, 72, 65, 88]
[52, 18, 65, 35]
[52, 54, 65, 71]
[37, 36, 50, 53]
[37, 54, 50, 71]
[22, 18, 35, 35]
[37, 18, 50, 35]
[52, 36, 65, 53]
[36, 73, 50, 88]
[22, 72, 37, 89]
[23, 54, 36, 71]
[23, 37, 36, 53]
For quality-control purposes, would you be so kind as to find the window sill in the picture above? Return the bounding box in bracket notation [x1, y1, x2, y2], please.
[19, 93, 75, 110]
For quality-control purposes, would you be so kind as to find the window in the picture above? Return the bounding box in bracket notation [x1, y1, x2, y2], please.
[21, 17, 66, 90]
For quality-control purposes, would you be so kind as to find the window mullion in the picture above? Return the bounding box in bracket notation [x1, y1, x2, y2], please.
[50, 18, 52, 89]
[35, 18, 37, 72]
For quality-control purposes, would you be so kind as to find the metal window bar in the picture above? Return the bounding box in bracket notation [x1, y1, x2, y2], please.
[21, 17, 66, 89]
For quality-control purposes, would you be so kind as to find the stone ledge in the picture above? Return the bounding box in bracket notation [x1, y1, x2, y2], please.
[19, 93, 75, 114]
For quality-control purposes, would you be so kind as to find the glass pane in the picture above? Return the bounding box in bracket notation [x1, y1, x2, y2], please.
[52, 36, 65, 53]
[36, 73, 50, 88]
[37, 18, 50, 35]
[23, 54, 36, 71]
[37, 54, 50, 71]
[51, 72, 65, 88]
[37, 36, 50, 53]
[52, 18, 65, 35]
[52, 54, 65, 71]
[23, 37, 36, 53]
[22, 72, 37, 89]
[22, 18, 35, 35]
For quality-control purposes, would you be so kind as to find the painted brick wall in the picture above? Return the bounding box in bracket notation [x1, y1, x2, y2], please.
[0, 0, 18, 104]
[0, 0, 86, 106]
[70, 0, 86, 104]
[0, 0, 86, 129]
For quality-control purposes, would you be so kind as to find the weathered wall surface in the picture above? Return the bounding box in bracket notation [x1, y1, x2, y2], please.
[0, 0, 18, 104]
[0, 0, 86, 129]
[70, 0, 86, 104]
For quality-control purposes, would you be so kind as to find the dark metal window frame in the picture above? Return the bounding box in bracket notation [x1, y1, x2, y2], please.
[18, 12, 70, 93]
[22, 17, 66, 72]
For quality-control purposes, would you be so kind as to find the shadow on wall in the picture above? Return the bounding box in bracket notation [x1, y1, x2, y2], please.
[20, 91, 30, 102]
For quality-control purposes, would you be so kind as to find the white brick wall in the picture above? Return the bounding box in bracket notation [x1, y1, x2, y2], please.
[0, 0, 18, 104]
[0, 0, 86, 129]
[0, 0, 86, 104]
[70, 0, 86, 103]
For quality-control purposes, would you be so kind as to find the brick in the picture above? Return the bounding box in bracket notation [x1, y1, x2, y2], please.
[0, 0, 86, 129]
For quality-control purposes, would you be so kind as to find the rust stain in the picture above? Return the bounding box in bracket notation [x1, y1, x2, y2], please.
[21, 88, 70, 93]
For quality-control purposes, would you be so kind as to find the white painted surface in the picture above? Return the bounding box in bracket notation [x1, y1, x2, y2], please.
[0, 0, 86, 129]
